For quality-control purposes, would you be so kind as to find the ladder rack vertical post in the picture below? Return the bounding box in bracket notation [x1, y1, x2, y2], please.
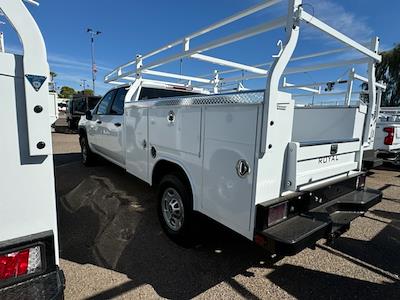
[260, 0, 302, 157]
[345, 68, 355, 106]
[136, 54, 143, 79]
[363, 37, 379, 150]
[0, 0, 51, 156]
[213, 70, 219, 93]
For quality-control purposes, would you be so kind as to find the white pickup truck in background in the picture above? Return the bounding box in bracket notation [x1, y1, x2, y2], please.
[374, 108, 400, 165]
[79, 0, 384, 256]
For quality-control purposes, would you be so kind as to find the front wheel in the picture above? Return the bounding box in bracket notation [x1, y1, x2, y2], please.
[157, 174, 194, 245]
[67, 118, 74, 129]
[80, 134, 96, 166]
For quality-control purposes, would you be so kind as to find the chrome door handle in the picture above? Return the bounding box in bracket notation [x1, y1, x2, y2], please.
[114, 122, 122, 127]
[236, 160, 251, 178]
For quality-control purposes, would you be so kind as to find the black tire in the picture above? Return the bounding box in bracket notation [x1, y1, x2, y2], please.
[79, 134, 95, 166]
[157, 173, 194, 246]
[67, 118, 73, 129]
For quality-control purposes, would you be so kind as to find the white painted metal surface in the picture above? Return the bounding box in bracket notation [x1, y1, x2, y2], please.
[79, 0, 384, 240]
[1, 0, 51, 156]
[0, 0, 59, 263]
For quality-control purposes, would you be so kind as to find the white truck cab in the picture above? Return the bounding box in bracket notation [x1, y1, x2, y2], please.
[79, 0, 384, 256]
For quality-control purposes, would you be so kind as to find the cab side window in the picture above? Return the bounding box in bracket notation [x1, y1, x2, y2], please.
[96, 90, 116, 115]
[110, 87, 128, 115]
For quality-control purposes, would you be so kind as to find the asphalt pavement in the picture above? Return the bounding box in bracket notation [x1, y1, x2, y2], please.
[52, 131, 400, 300]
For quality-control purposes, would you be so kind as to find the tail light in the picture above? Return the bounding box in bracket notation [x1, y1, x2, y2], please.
[384, 127, 394, 145]
[0, 246, 42, 281]
[268, 201, 288, 226]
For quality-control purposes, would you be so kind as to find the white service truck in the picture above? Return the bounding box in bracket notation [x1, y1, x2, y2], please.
[79, 0, 383, 255]
[0, 0, 64, 297]
[374, 108, 400, 165]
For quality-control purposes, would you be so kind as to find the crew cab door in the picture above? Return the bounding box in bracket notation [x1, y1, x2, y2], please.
[92, 87, 127, 165]
[88, 89, 117, 152]
[103, 87, 128, 165]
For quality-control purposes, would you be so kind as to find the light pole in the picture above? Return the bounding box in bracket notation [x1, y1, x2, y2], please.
[86, 28, 101, 95]
[80, 79, 88, 91]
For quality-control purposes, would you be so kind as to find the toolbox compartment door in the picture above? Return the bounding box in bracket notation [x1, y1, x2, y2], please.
[201, 105, 259, 238]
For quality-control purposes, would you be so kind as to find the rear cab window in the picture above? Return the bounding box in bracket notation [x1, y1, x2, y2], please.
[139, 87, 198, 100]
[110, 87, 128, 115]
[96, 90, 117, 115]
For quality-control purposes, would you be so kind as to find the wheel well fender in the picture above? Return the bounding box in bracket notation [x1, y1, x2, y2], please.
[151, 159, 194, 199]
[78, 127, 86, 138]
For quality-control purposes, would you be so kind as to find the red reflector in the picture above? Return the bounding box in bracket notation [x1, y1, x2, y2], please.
[268, 202, 288, 227]
[384, 127, 394, 145]
[0, 249, 29, 281]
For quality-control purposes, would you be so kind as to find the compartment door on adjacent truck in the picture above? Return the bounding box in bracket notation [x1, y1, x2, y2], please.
[202, 105, 259, 239]
[125, 106, 149, 182]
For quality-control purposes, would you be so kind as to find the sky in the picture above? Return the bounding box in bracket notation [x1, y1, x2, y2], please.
[1, 0, 399, 99]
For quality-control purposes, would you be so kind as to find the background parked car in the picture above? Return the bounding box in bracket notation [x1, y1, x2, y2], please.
[67, 95, 101, 129]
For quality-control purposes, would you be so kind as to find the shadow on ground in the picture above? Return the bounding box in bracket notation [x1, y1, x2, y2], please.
[266, 264, 400, 299]
[54, 152, 400, 299]
[55, 153, 272, 299]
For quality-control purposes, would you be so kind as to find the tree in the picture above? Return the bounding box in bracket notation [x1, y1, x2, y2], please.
[376, 44, 400, 107]
[77, 89, 94, 96]
[59, 86, 76, 99]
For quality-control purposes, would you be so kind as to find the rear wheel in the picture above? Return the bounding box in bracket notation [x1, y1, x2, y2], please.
[157, 174, 194, 245]
[67, 118, 73, 129]
[80, 134, 95, 166]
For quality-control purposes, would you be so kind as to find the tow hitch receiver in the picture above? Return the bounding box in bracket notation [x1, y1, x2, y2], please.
[256, 188, 382, 256]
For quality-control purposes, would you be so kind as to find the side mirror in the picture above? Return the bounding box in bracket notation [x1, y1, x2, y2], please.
[85, 110, 93, 120]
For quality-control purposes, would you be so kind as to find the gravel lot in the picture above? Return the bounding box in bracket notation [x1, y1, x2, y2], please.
[52, 131, 400, 300]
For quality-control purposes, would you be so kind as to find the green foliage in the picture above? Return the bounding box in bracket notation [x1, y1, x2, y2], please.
[59, 86, 76, 99]
[376, 44, 400, 107]
[78, 89, 94, 96]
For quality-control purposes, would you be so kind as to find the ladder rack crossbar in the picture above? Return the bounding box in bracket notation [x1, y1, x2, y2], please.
[299, 10, 381, 62]
[105, 0, 382, 104]
[105, 16, 286, 83]
[207, 44, 369, 78]
[141, 0, 282, 60]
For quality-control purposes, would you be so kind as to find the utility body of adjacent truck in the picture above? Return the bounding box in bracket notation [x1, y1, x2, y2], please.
[79, 0, 384, 255]
[0, 0, 64, 297]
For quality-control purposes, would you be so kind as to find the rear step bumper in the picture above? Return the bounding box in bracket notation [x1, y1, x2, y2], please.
[256, 188, 382, 256]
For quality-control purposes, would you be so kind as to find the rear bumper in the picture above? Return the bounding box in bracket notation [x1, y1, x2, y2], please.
[0, 268, 64, 300]
[377, 150, 400, 164]
[255, 188, 382, 256]
[362, 150, 383, 169]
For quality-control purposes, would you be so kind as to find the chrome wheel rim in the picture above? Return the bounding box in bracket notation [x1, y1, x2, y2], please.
[162, 187, 184, 231]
